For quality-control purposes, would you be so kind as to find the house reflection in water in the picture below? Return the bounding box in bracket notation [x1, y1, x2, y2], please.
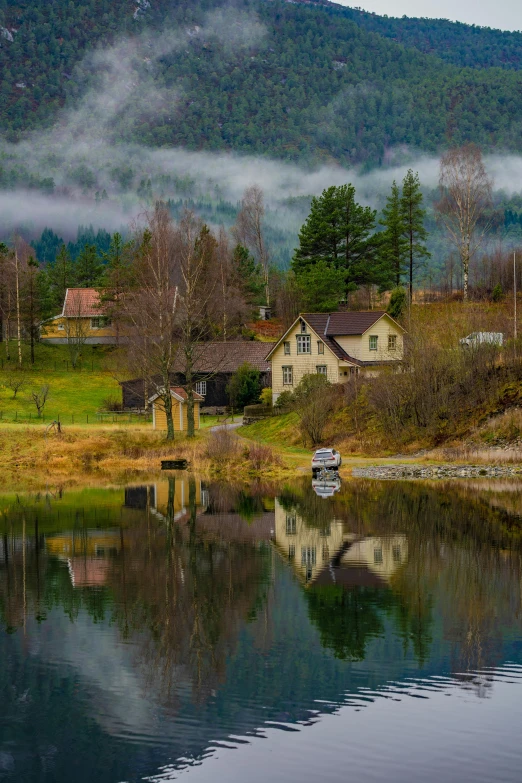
[274, 499, 407, 585]
[45, 478, 208, 588]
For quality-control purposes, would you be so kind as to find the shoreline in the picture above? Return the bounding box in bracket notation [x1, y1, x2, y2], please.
[2, 421, 522, 492]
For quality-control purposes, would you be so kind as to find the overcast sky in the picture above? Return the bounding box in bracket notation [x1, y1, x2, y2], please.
[336, 1, 522, 32]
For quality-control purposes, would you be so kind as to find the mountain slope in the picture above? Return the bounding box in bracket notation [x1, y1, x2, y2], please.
[1, 0, 522, 166]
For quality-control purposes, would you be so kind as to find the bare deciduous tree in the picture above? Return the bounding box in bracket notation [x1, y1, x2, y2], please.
[5, 372, 26, 399]
[233, 185, 270, 307]
[31, 384, 50, 417]
[437, 144, 493, 301]
[65, 290, 90, 368]
[0, 243, 14, 361]
[123, 204, 181, 440]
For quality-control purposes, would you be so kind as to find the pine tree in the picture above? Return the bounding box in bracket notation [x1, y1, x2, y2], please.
[100, 232, 133, 342]
[48, 244, 75, 310]
[292, 184, 381, 299]
[380, 181, 408, 288]
[400, 170, 430, 302]
[75, 244, 103, 287]
[232, 244, 265, 306]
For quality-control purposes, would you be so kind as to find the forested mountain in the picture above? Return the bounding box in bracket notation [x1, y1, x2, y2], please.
[1, 0, 522, 166]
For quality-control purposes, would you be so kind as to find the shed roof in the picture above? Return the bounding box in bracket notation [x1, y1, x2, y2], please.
[148, 386, 205, 404]
[62, 288, 105, 317]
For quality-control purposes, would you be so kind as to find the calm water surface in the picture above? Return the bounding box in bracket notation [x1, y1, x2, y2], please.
[2, 476, 522, 782]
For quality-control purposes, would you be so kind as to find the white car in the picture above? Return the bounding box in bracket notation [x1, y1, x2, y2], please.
[311, 448, 342, 474]
[459, 331, 503, 348]
[312, 476, 342, 498]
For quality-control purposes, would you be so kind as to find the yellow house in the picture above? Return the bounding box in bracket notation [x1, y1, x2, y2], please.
[148, 386, 204, 432]
[40, 288, 118, 344]
[274, 499, 407, 586]
[266, 311, 406, 403]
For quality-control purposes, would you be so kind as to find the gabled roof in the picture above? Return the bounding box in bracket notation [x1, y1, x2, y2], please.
[148, 386, 205, 404]
[303, 311, 403, 336]
[62, 288, 105, 317]
[265, 311, 405, 366]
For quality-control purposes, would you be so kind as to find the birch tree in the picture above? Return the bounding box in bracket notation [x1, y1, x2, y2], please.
[437, 145, 493, 301]
[124, 204, 180, 440]
[233, 185, 271, 307]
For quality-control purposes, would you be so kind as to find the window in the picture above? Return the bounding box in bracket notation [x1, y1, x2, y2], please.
[388, 334, 397, 351]
[58, 324, 64, 331]
[282, 366, 293, 385]
[374, 547, 383, 564]
[195, 381, 207, 396]
[369, 335, 378, 351]
[286, 514, 296, 535]
[297, 335, 311, 354]
[288, 544, 296, 559]
[319, 524, 331, 537]
[300, 320, 307, 334]
[91, 316, 111, 329]
[392, 545, 402, 563]
[283, 341, 290, 355]
[317, 342, 324, 354]
[301, 547, 316, 566]
[316, 365, 327, 376]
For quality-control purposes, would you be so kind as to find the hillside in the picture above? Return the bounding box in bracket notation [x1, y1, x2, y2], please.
[2, 0, 522, 167]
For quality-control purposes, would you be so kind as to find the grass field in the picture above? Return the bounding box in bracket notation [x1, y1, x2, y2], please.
[0, 343, 122, 422]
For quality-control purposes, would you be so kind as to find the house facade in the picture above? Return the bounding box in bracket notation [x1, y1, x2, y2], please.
[266, 312, 405, 403]
[121, 341, 275, 410]
[40, 288, 118, 345]
[148, 386, 204, 432]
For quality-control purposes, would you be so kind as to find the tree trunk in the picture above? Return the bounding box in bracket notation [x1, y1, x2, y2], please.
[162, 370, 175, 441]
[14, 252, 22, 369]
[409, 229, 414, 304]
[4, 314, 10, 361]
[463, 251, 469, 301]
[185, 346, 195, 438]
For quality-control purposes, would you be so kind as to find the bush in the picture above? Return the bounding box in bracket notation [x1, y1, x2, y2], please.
[260, 387, 272, 406]
[102, 396, 123, 412]
[491, 283, 503, 302]
[227, 362, 262, 410]
[205, 429, 241, 461]
[293, 373, 337, 445]
[387, 287, 407, 320]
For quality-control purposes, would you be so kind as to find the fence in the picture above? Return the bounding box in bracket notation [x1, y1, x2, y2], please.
[0, 410, 152, 425]
[0, 359, 101, 372]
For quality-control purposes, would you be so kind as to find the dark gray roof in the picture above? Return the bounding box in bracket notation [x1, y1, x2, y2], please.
[303, 311, 388, 336]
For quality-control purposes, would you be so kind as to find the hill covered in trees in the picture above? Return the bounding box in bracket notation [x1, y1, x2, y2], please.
[2, 0, 522, 167]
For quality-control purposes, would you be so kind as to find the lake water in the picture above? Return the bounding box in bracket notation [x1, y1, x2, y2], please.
[2, 476, 522, 782]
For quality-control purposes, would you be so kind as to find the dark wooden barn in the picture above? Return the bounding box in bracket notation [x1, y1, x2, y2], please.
[120, 341, 275, 411]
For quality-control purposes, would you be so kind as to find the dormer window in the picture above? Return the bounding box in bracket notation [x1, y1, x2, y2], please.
[300, 320, 307, 334]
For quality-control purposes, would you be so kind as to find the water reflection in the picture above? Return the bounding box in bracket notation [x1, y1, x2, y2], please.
[1, 477, 522, 781]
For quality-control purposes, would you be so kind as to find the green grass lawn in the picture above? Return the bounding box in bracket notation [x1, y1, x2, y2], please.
[238, 412, 310, 457]
[0, 342, 122, 422]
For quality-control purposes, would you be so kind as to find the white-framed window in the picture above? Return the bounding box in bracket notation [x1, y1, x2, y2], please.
[297, 335, 311, 354]
[316, 365, 327, 376]
[317, 341, 324, 354]
[195, 381, 207, 396]
[300, 320, 307, 334]
[369, 335, 378, 351]
[392, 545, 401, 563]
[288, 544, 296, 559]
[58, 324, 64, 331]
[388, 334, 397, 351]
[374, 547, 383, 564]
[282, 365, 293, 385]
[283, 341, 290, 355]
[286, 514, 296, 535]
[91, 316, 111, 329]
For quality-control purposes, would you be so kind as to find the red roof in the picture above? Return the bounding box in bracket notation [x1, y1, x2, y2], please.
[62, 288, 105, 317]
[170, 386, 204, 401]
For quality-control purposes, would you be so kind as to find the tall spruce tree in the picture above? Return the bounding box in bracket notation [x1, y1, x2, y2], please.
[400, 170, 430, 302]
[76, 244, 103, 287]
[100, 232, 133, 342]
[292, 184, 380, 299]
[380, 181, 408, 288]
[48, 244, 75, 310]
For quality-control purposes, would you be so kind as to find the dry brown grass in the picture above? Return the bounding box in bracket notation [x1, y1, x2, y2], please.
[0, 422, 291, 491]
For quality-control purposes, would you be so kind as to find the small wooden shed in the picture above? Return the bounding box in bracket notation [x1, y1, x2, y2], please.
[148, 387, 204, 432]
